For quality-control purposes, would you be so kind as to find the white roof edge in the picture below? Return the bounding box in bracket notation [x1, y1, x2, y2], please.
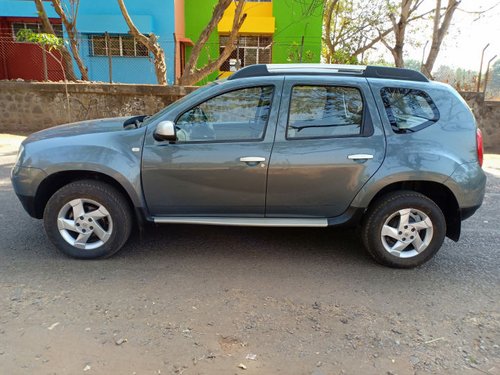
[266, 64, 367, 72]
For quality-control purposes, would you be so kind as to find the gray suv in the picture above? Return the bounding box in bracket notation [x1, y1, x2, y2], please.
[11, 64, 486, 268]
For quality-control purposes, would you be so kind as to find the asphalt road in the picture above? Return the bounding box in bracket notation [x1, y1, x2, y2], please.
[0, 135, 499, 375]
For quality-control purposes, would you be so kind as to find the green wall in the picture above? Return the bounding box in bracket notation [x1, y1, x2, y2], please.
[184, 0, 221, 85]
[184, 0, 323, 84]
[272, 0, 323, 64]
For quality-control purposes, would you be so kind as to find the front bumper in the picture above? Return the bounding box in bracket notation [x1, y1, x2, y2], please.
[11, 166, 47, 218]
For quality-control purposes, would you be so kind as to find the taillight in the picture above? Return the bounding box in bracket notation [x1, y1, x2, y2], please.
[476, 128, 484, 167]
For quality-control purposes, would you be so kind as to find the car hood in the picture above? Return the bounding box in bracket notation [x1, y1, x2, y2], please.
[25, 117, 136, 143]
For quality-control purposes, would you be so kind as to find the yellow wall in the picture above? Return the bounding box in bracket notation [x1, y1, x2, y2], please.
[218, 2, 275, 35]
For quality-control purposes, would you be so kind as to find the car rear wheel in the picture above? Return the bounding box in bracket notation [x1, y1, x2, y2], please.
[44, 180, 132, 259]
[362, 191, 446, 268]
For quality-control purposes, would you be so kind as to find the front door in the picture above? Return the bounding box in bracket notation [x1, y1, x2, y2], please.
[266, 76, 386, 218]
[142, 79, 283, 217]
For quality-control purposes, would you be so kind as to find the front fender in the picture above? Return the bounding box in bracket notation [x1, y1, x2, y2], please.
[21, 127, 147, 210]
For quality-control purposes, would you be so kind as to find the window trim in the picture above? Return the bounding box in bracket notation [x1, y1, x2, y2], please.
[285, 84, 373, 141]
[89, 34, 148, 58]
[172, 85, 276, 145]
[219, 35, 273, 71]
[380, 87, 440, 134]
[12, 22, 64, 42]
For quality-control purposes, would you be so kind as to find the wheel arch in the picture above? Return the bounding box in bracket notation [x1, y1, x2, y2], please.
[33, 170, 141, 222]
[366, 180, 461, 241]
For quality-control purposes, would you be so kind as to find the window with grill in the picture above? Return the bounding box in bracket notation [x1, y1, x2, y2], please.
[219, 36, 272, 71]
[12, 22, 63, 41]
[90, 35, 149, 57]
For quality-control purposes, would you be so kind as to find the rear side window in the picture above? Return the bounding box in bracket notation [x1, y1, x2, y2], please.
[287, 86, 363, 139]
[381, 88, 439, 133]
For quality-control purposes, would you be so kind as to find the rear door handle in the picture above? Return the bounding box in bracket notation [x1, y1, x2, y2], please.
[348, 154, 374, 160]
[240, 157, 266, 163]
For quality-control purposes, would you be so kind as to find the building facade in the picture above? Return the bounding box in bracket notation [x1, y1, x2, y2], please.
[0, 0, 176, 84]
[0, 1, 62, 81]
[74, 0, 176, 84]
[0, 0, 322, 84]
[184, 0, 323, 84]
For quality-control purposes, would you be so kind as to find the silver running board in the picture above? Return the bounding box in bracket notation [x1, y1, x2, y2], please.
[153, 217, 328, 227]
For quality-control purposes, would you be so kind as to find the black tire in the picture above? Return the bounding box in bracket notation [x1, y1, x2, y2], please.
[43, 180, 133, 259]
[361, 191, 446, 268]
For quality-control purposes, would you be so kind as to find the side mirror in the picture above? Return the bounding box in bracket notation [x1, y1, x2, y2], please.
[154, 121, 176, 142]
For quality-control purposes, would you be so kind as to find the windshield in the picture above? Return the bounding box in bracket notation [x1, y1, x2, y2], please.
[141, 83, 218, 127]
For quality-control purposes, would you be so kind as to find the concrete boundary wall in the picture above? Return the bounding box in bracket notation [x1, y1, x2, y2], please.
[0, 81, 197, 133]
[0, 82, 498, 153]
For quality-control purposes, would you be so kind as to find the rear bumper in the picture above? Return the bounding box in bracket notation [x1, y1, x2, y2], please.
[445, 162, 486, 213]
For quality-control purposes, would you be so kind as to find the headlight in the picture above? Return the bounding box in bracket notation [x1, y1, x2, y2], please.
[14, 144, 24, 167]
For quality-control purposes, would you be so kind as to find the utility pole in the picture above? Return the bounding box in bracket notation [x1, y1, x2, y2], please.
[483, 55, 498, 95]
[477, 43, 490, 92]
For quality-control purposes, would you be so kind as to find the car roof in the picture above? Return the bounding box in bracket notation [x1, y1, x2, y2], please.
[227, 64, 429, 83]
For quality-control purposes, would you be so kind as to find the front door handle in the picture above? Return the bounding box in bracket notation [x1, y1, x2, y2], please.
[240, 157, 266, 163]
[347, 154, 374, 160]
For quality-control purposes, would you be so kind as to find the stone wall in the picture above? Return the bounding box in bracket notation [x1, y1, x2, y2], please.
[0, 82, 498, 153]
[0, 81, 197, 133]
[460, 92, 500, 152]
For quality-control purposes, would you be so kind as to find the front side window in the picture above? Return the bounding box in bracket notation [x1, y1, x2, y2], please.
[176, 86, 274, 142]
[381, 87, 439, 133]
[287, 85, 364, 139]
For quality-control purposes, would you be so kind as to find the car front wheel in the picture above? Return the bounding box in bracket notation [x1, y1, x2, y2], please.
[362, 191, 446, 268]
[43, 180, 132, 259]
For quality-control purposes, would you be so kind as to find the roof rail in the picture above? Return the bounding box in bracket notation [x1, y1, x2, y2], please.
[228, 64, 429, 83]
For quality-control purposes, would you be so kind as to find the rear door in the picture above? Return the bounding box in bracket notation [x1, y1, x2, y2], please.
[266, 76, 386, 218]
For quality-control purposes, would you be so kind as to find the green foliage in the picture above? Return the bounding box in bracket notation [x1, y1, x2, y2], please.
[330, 49, 358, 65]
[404, 59, 421, 72]
[367, 58, 395, 67]
[16, 29, 63, 51]
[286, 42, 316, 63]
[323, 0, 389, 63]
[433, 64, 478, 91]
[487, 59, 500, 96]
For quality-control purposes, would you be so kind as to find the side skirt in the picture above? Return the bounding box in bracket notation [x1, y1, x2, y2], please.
[152, 217, 328, 227]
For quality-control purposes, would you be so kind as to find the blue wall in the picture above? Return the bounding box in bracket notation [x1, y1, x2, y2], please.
[0, 0, 175, 84]
[75, 0, 175, 84]
[0, 0, 58, 18]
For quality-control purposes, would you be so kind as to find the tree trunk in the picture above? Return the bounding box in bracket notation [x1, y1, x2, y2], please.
[178, 0, 247, 86]
[117, 0, 167, 85]
[34, 0, 77, 81]
[351, 28, 392, 58]
[51, 0, 89, 80]
[323, 0, 339, 61]
[422, 0, 460, 78]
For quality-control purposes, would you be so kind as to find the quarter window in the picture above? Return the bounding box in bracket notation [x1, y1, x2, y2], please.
[176, 86, 274, 142]
[287, 86, 364, 139]
[381, 88, 439, 133]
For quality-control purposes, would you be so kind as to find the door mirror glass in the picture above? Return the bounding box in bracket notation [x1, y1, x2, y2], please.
[155, 121, 176, 141]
